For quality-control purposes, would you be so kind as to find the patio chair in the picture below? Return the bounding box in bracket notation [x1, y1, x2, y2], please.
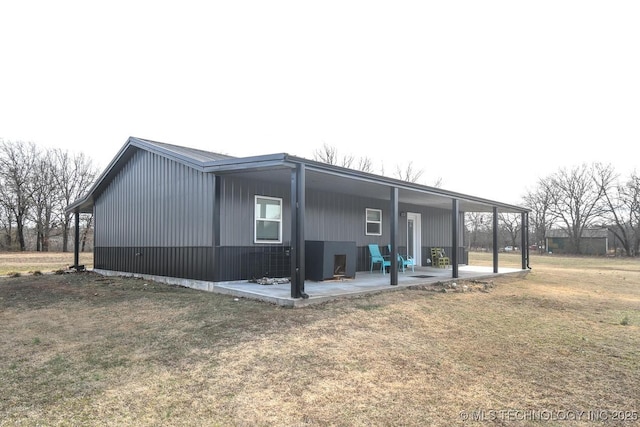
[430, 247, 450, 268]
[388, 244, 415, 273]
[368, 244, 391, 274]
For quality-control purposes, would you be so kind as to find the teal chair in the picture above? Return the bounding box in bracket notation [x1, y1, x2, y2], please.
[388, 245, 415, 273]
[368, 244, 391, 274]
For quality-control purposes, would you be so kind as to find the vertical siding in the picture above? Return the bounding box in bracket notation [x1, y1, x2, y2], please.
[218, 174, 464, 250]
[219, 175, 291, 246]
[95, 149, 215, 247]
[305, 193, 458, 248]
[306, 190, 391, 245]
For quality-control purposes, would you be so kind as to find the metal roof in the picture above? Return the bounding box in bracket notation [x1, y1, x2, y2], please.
[139, 138, 235, 163]
[67, 136, 529, 215]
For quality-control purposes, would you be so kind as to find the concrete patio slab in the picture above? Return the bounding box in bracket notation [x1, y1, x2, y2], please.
[213, 265, 529, 307]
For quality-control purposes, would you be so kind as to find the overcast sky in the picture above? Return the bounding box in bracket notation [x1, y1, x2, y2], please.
[2, 1, 638, 205]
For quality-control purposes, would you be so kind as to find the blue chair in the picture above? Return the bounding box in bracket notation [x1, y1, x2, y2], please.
[368, 244, 391, 274]
[388, 245, 415, 273]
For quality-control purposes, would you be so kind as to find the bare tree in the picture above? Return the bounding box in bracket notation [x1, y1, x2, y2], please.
[313, 143, 339, 165]
[30, 149, 60, 251]
[465, 212, 491, 250]
[597, 168, 640, 256]
[313, 143, 374, 172]
[0, 202, 13, 249]
[357, 157, 373, 173]
[499, 212, 521, 249]
[53, 150, 98, 252]
[627, 172, 640, 255]
[394, 161, 424, 183]
[81, 213, 94, 252]
[522, 186, 556, 252]
[0, 140, 38, 251]
[543, 163, 608, 254]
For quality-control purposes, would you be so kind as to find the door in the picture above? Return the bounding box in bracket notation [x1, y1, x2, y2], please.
[407, 212, 422, 266]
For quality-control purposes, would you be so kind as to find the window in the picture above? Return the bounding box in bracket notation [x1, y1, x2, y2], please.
[255, 196, 282, 243]
[366, 208, 382, 236]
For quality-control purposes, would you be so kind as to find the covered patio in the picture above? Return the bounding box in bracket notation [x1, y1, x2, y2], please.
[212, 264, 527, 307]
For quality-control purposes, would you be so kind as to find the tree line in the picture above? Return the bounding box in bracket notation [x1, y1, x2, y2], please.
[0, 139, 97, 252]
[524, 163, 639, 256]
[467, 163, 639, 256]
[3, 139, 637, 257]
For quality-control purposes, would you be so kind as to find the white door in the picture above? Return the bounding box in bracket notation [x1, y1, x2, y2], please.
[407, 213, 422, 266]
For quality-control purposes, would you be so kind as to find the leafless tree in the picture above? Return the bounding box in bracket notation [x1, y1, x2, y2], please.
[597, 167, 640, 256]
[30, 149, 60, 251]
[313, 143, 339, 165]
[81, 214, 94, 252]
[0, 202, 13, 249]
[542, 163, 608, 254]
[394, 161, 424, 183]
[356, 157, 374, 173]
[522, 186, 556, 252]
[0, 140, 38, 251]
[499, 212, 521, 249]
[53, 149, 98, 252]
[627, 172, 640, 255]
[465, 212, 491, 250]
[313, 143, 374, 172]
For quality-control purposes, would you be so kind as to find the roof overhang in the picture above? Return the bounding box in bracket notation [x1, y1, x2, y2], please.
[67, 137, 528, 215]
[213, 155, 527, 214]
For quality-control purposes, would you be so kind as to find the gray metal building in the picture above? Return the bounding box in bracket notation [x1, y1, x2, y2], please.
[67, 137, 530, 299]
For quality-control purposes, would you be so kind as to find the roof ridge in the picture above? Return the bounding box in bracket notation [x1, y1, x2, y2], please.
[133, 137, 236, 160]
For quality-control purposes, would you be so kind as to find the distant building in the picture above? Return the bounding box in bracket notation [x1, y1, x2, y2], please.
[546, 228, 609, 255]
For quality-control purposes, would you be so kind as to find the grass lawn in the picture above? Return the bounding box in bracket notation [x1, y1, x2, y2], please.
[0, 253, 638, 426]
[0, 251, 94, 276]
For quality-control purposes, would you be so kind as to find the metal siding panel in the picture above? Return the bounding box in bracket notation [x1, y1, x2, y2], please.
[94, 150, 214, 248]
[305, 190, 389, 246]
[220, 176, 290, 247]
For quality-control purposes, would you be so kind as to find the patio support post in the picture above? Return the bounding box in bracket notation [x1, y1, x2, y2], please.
[493, 206, 499, 273]
[212, 176, 221, 282]
[73, 211, 80, 270]
[390, 186, 398, 286]
[521, 212, 529, 270]
[290, 163, 308, 299]
[451, 199, 459, 278]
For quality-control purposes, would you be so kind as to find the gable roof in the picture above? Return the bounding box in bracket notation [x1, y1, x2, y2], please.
[67, 136, 529, 215]
[67, 137, 234, 213]
[143, 139, 235, 163]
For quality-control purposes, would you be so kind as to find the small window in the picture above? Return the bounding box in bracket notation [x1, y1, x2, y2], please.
[366, 208, 382, 236]
[255, 196, 283, 243]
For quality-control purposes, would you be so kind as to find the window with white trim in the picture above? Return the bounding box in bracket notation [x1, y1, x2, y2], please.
[365, 208, 382, 236]
[255, 196, 283, 243]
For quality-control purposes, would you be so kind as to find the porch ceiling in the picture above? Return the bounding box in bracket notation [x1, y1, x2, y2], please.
[222, 167, 519, 213]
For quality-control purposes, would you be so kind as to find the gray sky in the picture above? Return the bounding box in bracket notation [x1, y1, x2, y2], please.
[2, 1, 638, 205]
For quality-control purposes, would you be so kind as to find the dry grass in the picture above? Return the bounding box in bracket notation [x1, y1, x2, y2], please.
[0, 251, 94, 275]
[1, 253, 639, 426]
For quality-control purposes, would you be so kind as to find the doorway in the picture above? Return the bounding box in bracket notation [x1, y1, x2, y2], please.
[406, 212, 422, 266]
